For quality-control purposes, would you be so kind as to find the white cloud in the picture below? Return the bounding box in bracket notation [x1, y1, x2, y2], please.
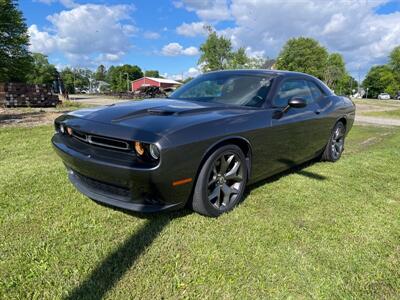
[174, 0, 230, 21]
[182, 46, 199, 56]
[161, 42, 199, 56]
[28, 24, 57, 54]
[143, 31, 161, 39]
[35, 0, 78, 8]
[206, 0, 400, 77]
[28, 4, 136, 66]
[164, 66, 202, 81]
[176, 22, 209, 37]
[96, 52, 125, 62]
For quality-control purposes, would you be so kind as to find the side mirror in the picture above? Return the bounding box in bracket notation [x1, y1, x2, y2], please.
[281, 97, 307, 114]
[288, 97, 307, 108]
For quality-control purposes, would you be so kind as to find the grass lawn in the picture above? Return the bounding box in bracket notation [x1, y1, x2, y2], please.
[1, 124, 399, 299]
[362, 108, 400, 119]
[352, 98, 400, 107]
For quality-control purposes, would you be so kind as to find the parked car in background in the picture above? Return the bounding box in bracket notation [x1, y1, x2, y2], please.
[52, 70, 355, 217]
[378, 93, 391, 100]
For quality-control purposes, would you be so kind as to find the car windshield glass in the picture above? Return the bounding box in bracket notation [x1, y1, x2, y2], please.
[170, 73, 274, 107]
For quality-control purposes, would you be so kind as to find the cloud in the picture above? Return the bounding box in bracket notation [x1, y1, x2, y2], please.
[143, 31, 161, 39]
[28, 24, 57, 54]
[161, 43, 199, 56]
[204, 0, 400, 77]
[176, 22, 209, 37]
[163, 66, 202, 81]
[35, 0, 78, 8]
[28, 4, 136, 66]
[174, 0, 230, 21]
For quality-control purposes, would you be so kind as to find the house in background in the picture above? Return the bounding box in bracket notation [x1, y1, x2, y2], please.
[131, 77, 182, 91]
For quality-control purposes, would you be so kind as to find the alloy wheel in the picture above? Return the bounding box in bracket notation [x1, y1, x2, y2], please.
[207, 152, 245, 210]
[331, 126, 344, 160]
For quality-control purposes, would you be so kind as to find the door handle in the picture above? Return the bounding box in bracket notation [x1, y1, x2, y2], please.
[314, 110, 321, 115]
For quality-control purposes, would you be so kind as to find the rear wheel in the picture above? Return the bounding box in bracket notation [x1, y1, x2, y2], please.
[192, 145, 248, 217]
[321, 121, 346, 162]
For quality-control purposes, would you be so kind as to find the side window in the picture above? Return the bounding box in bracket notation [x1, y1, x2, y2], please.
[307, 81, 324, 102]
[273, 80, 313, 107]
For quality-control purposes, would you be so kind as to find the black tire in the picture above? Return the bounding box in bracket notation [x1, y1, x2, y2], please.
[321, 121, 346, 162]
[192, 145, 248, 217]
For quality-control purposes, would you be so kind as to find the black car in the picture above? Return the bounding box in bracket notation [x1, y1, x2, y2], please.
[52, 70, 355, 217]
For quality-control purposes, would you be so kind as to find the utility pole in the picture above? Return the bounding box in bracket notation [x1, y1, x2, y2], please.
[119, 72, 122, 92]
[124, 72, 129, 92]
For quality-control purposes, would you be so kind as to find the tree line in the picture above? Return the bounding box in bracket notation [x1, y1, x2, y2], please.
[198, 32, 357, 95]
[363, 47, 400, 98]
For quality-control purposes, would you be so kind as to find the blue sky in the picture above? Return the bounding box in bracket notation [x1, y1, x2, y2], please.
[20, 0, 400, 79]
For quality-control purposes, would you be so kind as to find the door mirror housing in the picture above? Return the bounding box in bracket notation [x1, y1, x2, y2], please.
[281, 97, 307, 113]
[288, 97, 307, 108]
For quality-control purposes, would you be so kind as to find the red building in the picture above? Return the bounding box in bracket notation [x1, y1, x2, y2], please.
[131, 77, 182, 91]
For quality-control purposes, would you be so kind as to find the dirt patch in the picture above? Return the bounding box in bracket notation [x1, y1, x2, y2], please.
[0, 108, 65, 128]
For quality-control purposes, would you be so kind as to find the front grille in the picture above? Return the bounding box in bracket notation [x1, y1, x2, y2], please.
[74, 170, 131, 198]
[71, 129, 130, 151]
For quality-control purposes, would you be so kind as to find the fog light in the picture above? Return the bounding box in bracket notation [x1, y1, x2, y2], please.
[149, 144, 160, 160]
[134, 141, 145, 156]
[67, 127, 73, 136]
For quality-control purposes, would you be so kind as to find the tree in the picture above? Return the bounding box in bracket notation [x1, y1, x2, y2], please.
[389, 46, 400, 75]
[198, 27, 233, 71]
[229, 47, 249, 69]
[0, 0, 33, 82]
[107, 64, 143, 92]
[337, 74, 358, 96]
[26, 53, 57, 85]
[363, 65, 399, 98]
[144, 70, 160, 78]
[95, 64, 107, 81]
[324, 53, 346, 91]
[60, 67, 91, 93]
[276, 37, 329, 80]
[198, 28, 266, 71]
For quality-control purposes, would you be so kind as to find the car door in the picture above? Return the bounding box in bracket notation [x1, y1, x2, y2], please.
[268, 78, 322, 171]
[305, 79, 332, 149]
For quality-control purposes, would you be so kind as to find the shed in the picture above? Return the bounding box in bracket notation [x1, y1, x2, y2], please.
[131, 77, 182, 91]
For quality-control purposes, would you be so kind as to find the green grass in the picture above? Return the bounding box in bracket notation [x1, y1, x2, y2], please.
[352, 98, 400, 107]
[1, 125, 399, 299]
[362, 108, 400, 119]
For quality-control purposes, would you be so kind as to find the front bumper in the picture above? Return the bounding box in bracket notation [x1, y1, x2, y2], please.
[52, 134, 187, 213]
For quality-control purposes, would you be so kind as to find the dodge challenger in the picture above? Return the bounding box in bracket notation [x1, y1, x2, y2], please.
[52, 70, 355, 217]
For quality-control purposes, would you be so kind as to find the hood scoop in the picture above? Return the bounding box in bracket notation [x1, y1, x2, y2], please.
[147, 108, 177, 116]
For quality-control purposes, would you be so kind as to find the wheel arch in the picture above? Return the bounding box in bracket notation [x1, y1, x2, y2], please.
[191, 136, 253, 195]
[202, 136, 252, 177]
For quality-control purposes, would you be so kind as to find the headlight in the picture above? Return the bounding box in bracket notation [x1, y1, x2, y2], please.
[60, 124, 65, 134]
[149, 144, 160, 160]
[134, 141, 145, 156]
[134, 141, 160, 161]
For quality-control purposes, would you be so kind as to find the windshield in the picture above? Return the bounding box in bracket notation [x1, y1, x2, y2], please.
[170, 73, 274, 107]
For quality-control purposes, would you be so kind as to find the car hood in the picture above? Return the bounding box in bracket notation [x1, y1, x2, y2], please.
[66, 98, 253, 138]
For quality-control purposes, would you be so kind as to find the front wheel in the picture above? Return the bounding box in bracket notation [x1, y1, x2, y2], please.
[192, 145, 248, 217]
[321, 121, 346, 162]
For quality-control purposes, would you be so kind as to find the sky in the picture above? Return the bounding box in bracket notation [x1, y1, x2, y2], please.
[19, 0, 400, 80]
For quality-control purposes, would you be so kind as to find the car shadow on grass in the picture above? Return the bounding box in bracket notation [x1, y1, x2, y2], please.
[64, 209, 190, 300]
